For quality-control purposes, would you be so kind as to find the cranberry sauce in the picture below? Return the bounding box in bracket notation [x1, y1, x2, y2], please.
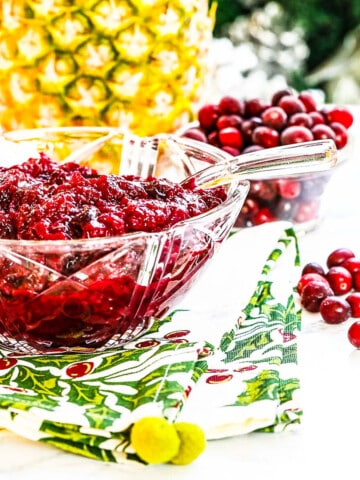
[0, 152, 226, 241]
[0, 154, 226, 351]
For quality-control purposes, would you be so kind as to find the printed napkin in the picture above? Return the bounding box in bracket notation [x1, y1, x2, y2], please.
[0, 221, 302, 465]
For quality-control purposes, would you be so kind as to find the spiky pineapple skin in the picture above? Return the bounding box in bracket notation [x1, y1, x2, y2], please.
[0, 0, 214, 135]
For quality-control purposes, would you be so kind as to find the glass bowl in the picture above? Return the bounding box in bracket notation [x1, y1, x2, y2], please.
[0, 128, 249, 355]
[176, 122, 347, 233]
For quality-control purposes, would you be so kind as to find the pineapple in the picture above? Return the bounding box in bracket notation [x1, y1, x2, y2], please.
[0, 0, 215, 135]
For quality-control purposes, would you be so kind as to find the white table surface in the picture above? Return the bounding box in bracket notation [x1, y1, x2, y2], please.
[1, 108, 359, 480]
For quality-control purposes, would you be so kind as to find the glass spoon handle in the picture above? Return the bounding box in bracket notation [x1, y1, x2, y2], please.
[180, 139, 337, 189]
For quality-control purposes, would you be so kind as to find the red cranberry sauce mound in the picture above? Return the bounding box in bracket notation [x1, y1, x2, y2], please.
[182, 89, 353, 228]
[0, 154, 227, 352]
[0, 152, 227, 241]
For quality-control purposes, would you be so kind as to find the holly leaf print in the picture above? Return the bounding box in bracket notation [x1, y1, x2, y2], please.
[234, 369, 280, 406]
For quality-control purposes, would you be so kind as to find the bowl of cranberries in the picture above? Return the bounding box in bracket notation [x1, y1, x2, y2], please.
[0, 130, 250, 354]
[179, 88, 353, 232]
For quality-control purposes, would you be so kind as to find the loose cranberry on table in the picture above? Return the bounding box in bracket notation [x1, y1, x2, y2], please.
[301, 262, 326, 276]
[298, 247, 360, 348]
[346, 293, 360, 318]
[348, 321, 360, 348]
[320, 296, 351, 324]
[341, 257, 360, 291]
[181, 88, 353, 228]
[326, 266, 353, 295]
[296, 272, 330, 295]
[300, 280, 334, 313]
[326, 247, 355, 268]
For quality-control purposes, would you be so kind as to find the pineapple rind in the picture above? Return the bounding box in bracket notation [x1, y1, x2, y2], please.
[0, 0, 214, 135]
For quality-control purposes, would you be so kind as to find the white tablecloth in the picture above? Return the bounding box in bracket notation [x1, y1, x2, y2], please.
[1, 107, 360, 480]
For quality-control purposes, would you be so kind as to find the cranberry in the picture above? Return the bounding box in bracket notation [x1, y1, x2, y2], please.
[320, 296, 351, 324]
[182, 128, 208, 143]
[274, 198, 297, 220]
[353, 272, 360, 292]
[293, 200, 319, 223]
[308, 111, 326, 125]
[298, 91, 317, 112]
[325, 107, 353, 129]
[261, 106, 287, 130]
[288, 112, 313, 128]
[301, 280, 334, 313]
[277, 179, 301, 199]
[245, 98, 269, 117]
[346, 292, 360, 318]
[296, 272, 329, 295]
[278, 95, 306, 115]
[198, 104, 219, 130]
[207, 130, 220, 146]
[301, 262, 326, 276]
[348, 321, 360, 348]
[218, 95, 245, 116]
[218, 127, 243, 149]
[312, 124, 337, 142]
[252, 207, 276, 225]
[241, 117, 262, 143]
[238, 197, 260, 225]
[249, 180, 276, 201]
[271, 88, 295, 105]
[326, 266, 353, 295]
[280, 126, 314, 145]
[221, 145, 241, 156]
[329, 122, 349, 149]
[341, 257, 360, 275]
[216, 114, 243, 130]
[241, 145, 264, 154]
[252, 126, 280, 148]
[326, 248, 355, 268]
[300, 176, 327, 200]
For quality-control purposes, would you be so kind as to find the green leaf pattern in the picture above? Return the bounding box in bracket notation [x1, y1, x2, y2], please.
[0, 226, 302, 463]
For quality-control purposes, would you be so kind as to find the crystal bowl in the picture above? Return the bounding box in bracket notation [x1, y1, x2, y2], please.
[0, 128, 249, 355]
[176, 122, 348, 233]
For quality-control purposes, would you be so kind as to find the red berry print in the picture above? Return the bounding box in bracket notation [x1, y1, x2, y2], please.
[66, 361, 94, 378]
[206, 373, 233, 384]
[0, 358, 17, 370]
